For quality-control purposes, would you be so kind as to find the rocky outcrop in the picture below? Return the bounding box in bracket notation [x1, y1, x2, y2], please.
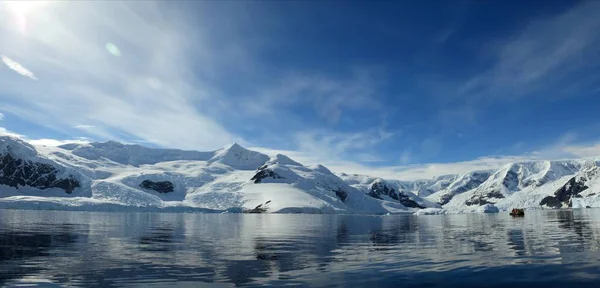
[250, 167, 284, 183]
[0, 153, 80, 194]
[333, 189, 348, 202]
[555, 177, 588, 203]
[435, 171, 491, 205]
[538, 176, 588, 208]
[244, 200, 271, 213]
[464, 191, 505, 206]
[397, 193, 425, 209]
[539, 196, 562, 208]
[367, 180, 424, 208]
[502, 169, 519, 191]
[139, 180, 174, 193]
[368, 181, 396, 200]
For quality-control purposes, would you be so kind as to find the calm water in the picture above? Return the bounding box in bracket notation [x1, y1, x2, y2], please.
[1, 209, 600, 287]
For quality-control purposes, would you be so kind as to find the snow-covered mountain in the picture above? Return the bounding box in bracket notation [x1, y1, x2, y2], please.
[2, 135, 600, 214]
[0, 136, 431, 214]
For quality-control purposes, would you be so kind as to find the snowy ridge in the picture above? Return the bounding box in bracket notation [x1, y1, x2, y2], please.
[59, 141, 214, 166]
[2, 135, 600, 214]
[0, 137, 425, 214]
[0, 136, 91, 198]
[209, 143, 270, 170]
[340, 175, 440, 209]
[426, 171, 492, 205]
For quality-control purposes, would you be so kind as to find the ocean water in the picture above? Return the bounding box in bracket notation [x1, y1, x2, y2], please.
[1, 209, 600, 287]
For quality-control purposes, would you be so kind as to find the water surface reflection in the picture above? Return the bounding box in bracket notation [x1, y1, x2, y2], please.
[1, 209, 600, 287]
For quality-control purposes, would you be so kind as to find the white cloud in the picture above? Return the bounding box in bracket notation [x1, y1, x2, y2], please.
[251, 145, 530, 181]
[460, 1, 600, 98]
[28, 138, 90, 147]
[1, 55, 37, 80]
[0, 2, 391, 152]
[0, 125, 89, 146]
[399, 149, 411, 164]
[252, 132, 600, 181]
[246, 70, 383, 125]
[562, 143, 600, 158]
[0, 126, 23, 138]
[0, 1, 239, 150]
[0, 112, 4, 120]
[291, 128, 393, 163]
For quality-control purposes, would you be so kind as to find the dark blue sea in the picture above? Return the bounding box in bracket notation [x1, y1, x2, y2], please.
[1, 209, 600, 287]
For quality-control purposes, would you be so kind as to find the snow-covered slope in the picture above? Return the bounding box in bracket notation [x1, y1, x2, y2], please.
[426, 171, 492, 205]
[440, 160, 589, 212]
[0, 137, 91, 198]
[338, 175, 440, 209]
[0, 136, 421, 214]
[59, 141, 214, 166]
[3, 135, 600, 214]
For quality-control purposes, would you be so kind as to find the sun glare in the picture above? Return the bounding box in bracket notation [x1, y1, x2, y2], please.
[4, 1, 47, 15]
[3, 1, 50, 33]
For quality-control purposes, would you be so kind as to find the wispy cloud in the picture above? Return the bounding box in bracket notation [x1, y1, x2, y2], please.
[253, 131, 600, 181]
[531, 132, 600, 159]
[0, 112, 4, 121]
[0, 2, 388, 151]
[74, 125, 95, 130]
[0, 126, 23, 138]
[1, 55, 37, 80]
[251, 144, 531, 181]
[246, 69, 384, 125]
[460, 1, 600, 99]
[399, 149, 411, 165]
[432, 27, 456, 43]
[293, 128, 393, 162]
[562, 143, 600, 158]
[0, 2, 238, 150]
[0, 125, 90, 146]
[28, 138, 91, 147]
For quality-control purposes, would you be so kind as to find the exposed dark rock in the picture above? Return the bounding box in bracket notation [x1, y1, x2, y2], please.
[0, 153, 80, 194]
[555, 177, 588, 203]
[244, 201, 270, 213]
[333, 189, 348, 202]
[368, 181, 395, 200]
[250, 167, 284, 183]
[465, 190, 505, 206]
[465, 197, 491, 206]
[538, 176, 589, 208]
[540, 196, 562, 208]
[502, 169, 519, 191]
[139, 180, 174, 193]
[438, 194, 454, 206]
[397, 193, 425, 209]
[435, 171, 491, 205]
[367, 181, 424, 208]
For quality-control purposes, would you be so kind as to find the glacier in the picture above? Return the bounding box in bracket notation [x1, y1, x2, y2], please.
[1, 135, 600, 214]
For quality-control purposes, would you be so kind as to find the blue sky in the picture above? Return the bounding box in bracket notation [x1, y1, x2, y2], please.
[1, 0, 600, 179]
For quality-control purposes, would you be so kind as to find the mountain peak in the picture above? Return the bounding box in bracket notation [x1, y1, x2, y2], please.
[0, 135, 38, 159]
[266, 154, 303, 166]
[209, 143, 269, 170]
[227, 142, 243, 150]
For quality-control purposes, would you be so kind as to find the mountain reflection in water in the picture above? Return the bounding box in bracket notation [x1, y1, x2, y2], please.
[1, 209, 600, 287]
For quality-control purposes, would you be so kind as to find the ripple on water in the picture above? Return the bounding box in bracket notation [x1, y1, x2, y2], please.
[1, 210, 600, 287]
